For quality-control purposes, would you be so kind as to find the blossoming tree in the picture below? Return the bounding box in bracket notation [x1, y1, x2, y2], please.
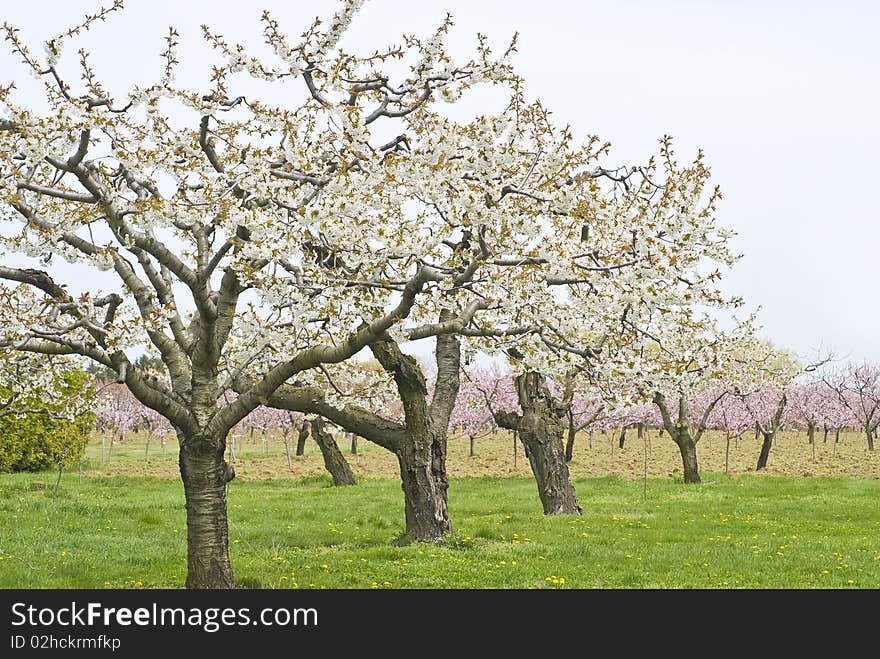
[0, 1, 594, 584]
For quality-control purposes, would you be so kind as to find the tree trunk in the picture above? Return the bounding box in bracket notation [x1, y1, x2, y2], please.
[396, 424, 450, 542]
[310, 417, 356, 486]
[724, 432, 731, 474]
[756, 431, 774, 470]
[676, 434, 700, 483]
[588, 430, 593, 449]
[295, 420, 309, 456]
[469, 434, 475, 457]
[565, 412, 576, 462]
[865, 426, 875, 451]
[618, 426, 627, 449]
[637, 422, 645, 439]
[284, 438, 292, 472]
[823, 425, 829, 444]
[178, 434, 236, 589]
[350, 433, 358, 455]
[501, 372, 581, 515]
[807, 422, 815, 445]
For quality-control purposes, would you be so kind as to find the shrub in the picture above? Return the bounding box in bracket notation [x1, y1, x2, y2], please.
[0, 370, 94, 472]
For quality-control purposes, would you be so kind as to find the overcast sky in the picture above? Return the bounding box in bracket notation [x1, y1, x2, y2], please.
[3, 0, 878, 363]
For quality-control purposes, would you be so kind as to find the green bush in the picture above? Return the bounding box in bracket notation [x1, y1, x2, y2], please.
[0, 371, 94, 472]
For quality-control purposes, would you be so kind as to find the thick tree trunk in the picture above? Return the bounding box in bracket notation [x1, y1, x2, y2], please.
[295, 420, 309, 456]
[179, 434, 236, 589]
[807, 422, 815, 445]
[637, 422, 645, 439]
[865, 426, 875, 451]
[310, 417, 356, 486]
[469, 434, 475, 457]
[396, 425, 449, 542]
[499, 372, 581, 515]
[676, 434, 700, 484]
[756, 431, 774, 470]
[618, 426, 627, 449]
[823, 425, 829, 444]
[350, 433, 358, 455]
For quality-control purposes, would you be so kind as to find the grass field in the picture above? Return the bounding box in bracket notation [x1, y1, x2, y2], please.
[1, 470, 878, 589]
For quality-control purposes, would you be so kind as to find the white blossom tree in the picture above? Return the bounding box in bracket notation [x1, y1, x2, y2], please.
[481, 140, 743, 509]
[0, 1, 599, 585]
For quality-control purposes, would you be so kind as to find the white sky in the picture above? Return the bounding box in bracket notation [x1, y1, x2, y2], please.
[2, 0, 878, 363]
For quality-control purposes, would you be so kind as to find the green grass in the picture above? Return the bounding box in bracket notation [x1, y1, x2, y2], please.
[1, 472, 878, 588]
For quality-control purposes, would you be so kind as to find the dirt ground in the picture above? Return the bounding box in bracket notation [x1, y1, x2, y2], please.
[80, 428, 880, 482]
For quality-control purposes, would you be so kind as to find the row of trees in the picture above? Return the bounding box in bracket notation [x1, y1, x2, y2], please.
[86, 357, 877, 484]
[0, 1, 866, 587]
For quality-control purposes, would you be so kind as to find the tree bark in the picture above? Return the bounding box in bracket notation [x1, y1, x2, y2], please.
[618, 426, 627, 449]
[397, 429, 450, 542]
[295, 420, 309, 456]
[310, 417, 356, 486]
[179, 433, 236, 589]
[677, 434, 700, 484]
[756, 431, 774, 470]
[469, 434, 475, 457]
[350, 433, 358, 455]
[865, 426, 875, 451]
[565, 410, 576, 462]
[496, 372, 581, 515]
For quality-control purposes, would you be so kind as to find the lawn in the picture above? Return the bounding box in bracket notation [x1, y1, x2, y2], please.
[1, 471, 878, 588]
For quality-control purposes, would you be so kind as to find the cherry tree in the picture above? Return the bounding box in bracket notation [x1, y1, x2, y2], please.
[0, 1, 592, 584]
[453, 364, 503, 457]
[482, 139, 744, 506]
[823, 362, 879, 451]
[600, 308, 757, 484]
[709, 390, 753, 473]
[733, 345, 802, 470]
